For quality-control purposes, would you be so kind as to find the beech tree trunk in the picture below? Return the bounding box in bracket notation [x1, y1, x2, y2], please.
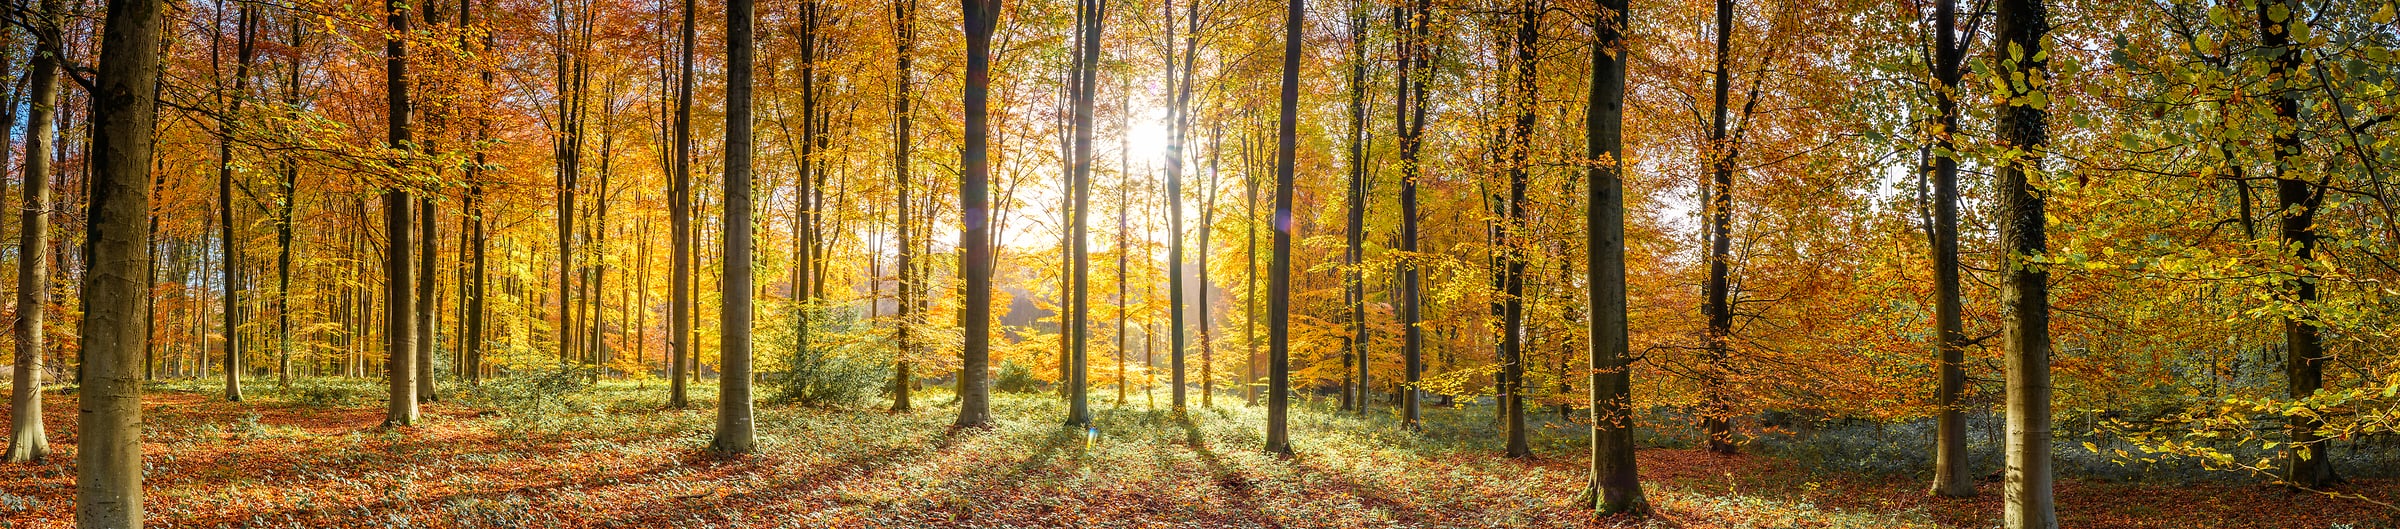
[1927, 0, 1973, 499]
[78, 0, 166, 521]
[1499, 0, 1537, 459]
[5, 0, 61, 462]
[710, 0, 758, 454]
[1341, 2, 1368, 416]
[2261, 0, 2338, 489]
[1393, 0, 1429, 431]
[1065, 0, 1104, 427]
[890, 0, 918, 413]
[956, 0, 1000, 427]
[218, 0, 258, 402]
[1994, 0, 2054, 525]
[1700, 0, 1739, 455]
[1581, 0, 1647, 513]
[668, 0, 696, 408]
[1265, 0, 1302, 456]
[382, 0, 421, 427]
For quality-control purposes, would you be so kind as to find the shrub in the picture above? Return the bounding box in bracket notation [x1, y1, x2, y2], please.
[766, 300, 889, 408]
[994, 361, 1042, 394]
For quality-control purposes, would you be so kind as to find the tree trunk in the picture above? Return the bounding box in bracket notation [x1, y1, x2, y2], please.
[1198, 125, 1218, 408]
[381, 0, 421, 427]
[1342, 2, 1368, 416]
[1994, 0, 2054, 525]
[668, 0, 696, 408]
[1265, 0, 1303, 456]
[1581, 0, 1647, 513]
[1164, 0, 1197, 412]
[1245, 130, 1259, 408]
[1927, 0, 1974, 499]
[1393, 0, 1429, 431]
[218, 0, 258, 402]
[1500, 0, 1537, 459]
[78, 0, 166, 521]
[890, 0, 918, 414]
[710, 0, 758, 454]
[1697, 0, 1743, 455]
[956, 0, 1000, 428]
[2261, 0, 2338, 489]
[5, 0, 61, 461]
[1065, 0, 1104, 427]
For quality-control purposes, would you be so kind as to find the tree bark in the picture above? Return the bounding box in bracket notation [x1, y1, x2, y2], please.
[218, 0, 258, 402]
[1065, 0, 1104, 427]
[77, 0, 166, 521]
[710, 0, 758, 454]
[1341, 1, 1368, 416]
[1393, 0, 1429, 431]
[1927, 0, 1974, 499]
[890, 0, 918, 413]
[1581, 0, 1647, 514]
[1265, 0, 1303, 456]
[956, 0, 1000, 428]
[668, 0, 696, 408]
[1499, 0, 1537, 459]
[1994, 0, 2054, 525]
[382, 0, 421, 427]
[1700, 0, 1740, 455]
[5, 0, 61, 462]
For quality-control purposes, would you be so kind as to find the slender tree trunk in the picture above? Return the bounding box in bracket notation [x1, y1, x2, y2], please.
[77, 0, 166, 521]
[710, 0, 758, 454]
[1499, 0, 1537, 459]
[890, 0, 918, 413]
[1265, 0, 1303, 456]
[1581, 0, 1646, 513]
[668, 0, 696, 407]
[1994, 0, 2053, 525]
[1394, 0, 1429, 431]
[1244, 129, 1260, 407]
[1198, 125, 1218, 408]
[5, 0, 61, 461]
[1163, 0, 1197, 412]
[2260, 0, 2338, 489]
[382, 0, 421, 427]
[1065, 0, 1105, 427]
[1699, 0, 1740, 455]
[955, 0, 1000, 428]
[217, 0, 258, 402]
[1927, 0, 1973, 499]
[1341, 2, 1368, 416]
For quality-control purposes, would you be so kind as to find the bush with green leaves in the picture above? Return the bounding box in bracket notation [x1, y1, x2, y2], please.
[764, 300, 889, 408]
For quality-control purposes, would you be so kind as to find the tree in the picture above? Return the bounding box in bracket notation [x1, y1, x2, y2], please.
[1264, 0, 1302, 457]
[4, 0, 62, 464]
[1581, 0, 1646, 514]
[382, 0, 421, 428]
[1699, 0, 1739, 455]
[2261, 0, 2338, 489]
[1065, 0, 1105, 427]
[892, 0, 919, 414]
[1163, 0, 1196, 412]
[1993, 0, 2053, 525]
[1498, 0, 1538, 459]
[216, 0, 258, 402]
[711, 0, 759, 454]
[78, 0, 168, 520]
[1925, 0, 1973, 499]
[1340, 0, 1368, 415]
[1391, 0, 1429, 431]
[956, 0, 1001, 428]
[668, 0, 696, 408]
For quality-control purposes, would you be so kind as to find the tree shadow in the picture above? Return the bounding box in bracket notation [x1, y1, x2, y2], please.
[1180, 417, 1283, 529]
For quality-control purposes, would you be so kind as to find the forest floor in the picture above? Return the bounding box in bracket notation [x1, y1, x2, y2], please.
[0, 381, 2393, 528]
